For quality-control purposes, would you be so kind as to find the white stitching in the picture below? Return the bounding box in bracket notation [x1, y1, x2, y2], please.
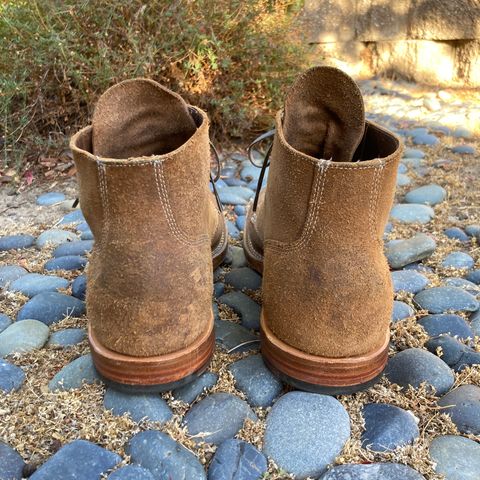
[265, 159, 330, 253]
[153, 161, 209, 246]
[212, 230, 227, 257]
[371, 162, 384, 241]
[96, 160, 108, 248]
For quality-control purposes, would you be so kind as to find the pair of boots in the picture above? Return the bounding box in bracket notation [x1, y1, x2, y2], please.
[71, 67, 402, 395]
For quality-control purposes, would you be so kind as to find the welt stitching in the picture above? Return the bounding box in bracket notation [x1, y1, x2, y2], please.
[154, 161, 208, 246]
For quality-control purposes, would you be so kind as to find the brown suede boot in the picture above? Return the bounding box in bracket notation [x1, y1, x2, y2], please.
[70, 79, 227, 390]
[243, 67, 403, 394]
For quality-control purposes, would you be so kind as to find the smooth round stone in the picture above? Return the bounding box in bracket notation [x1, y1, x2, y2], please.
[126, 431, 206, 479]
[264, 392, 350, 479]
[426, 335, 480, 372]
[48, 354, 101, 391]
[48, 328, 86, 347]
[424, 97, 441, 111]
[402, 157, 424, 168]
[219, 191, 247, 206]
[236, 215, 246, 231]
[240, 165, 260, 182]
[412, 133, 439, 145]
[227, 187, 255, 201]
[385, 348, 455, 395]
[0, 234, 35, 251]
[438, 385, 480, 435]
[213, 282, 224, 298]
[214, 319, 260, 354]
[218, 291, 261, 330]
[319, 463, 425, 479]
[108, 465, 154, 479]
[444, 227, 469, 242]
[396, 173, 411, 186]
[442, 252, 475, 270]
[390, 204, 435, 224]
[0, 265, 28, 288]
[36, 192, 66, 206]
[444, 277, 479, 295]
[0, 359, 25, 393]
[53, 240, 93, 258]
[392, 301, 415, 322]
[234, 205, 246, 216]
[30, 439, 121, 480]
[36, 229, 77, 248]
[185, 393, 256, 445]
[0, 442, 26, 480]
[72, 274, 87, 300]
[404, 184, 446, 206]
[418, 314, 473, 340]
[403, 262, 433, 273]
[10, 273, 69, 297]
[361, 403, 419, 452]
[451, 145, 475, 155]
[391, 270, 428, 294]
[81, 230, 94, 240]
[44, 255, 87, 271]
[17, 292, 85, 325]
[385, 233, 436, 269]
[58, 209, 85, 225]
[403, 148, 425, 158]
[429, 435, 480, 480]
[465, 224, 480, 237]
[227, 220, 241, 239]
[398, 163, 407, 174]
[224, 177, 247, 187]
[208, 439, 267, 480]
[229, 354, 283, 407]
[104, 388, 173, 423]
[223, 245, 247, 268]
[466, 269, 480, 285]
[77, 221, 91, 232]
[414, 287, 479, 314]
[472, 310, 480, 336]
[0, 313, 12, 333]
[172, 371, 218, 403]
[453, 127, 472, 138]
[0, 320, 49, 357]
[213, 178, 228, 189]
[224, 267, 262, 291]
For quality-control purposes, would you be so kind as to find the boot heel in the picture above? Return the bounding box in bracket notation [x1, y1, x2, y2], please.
[260, 313, 388, 395]
[88, 317, 215, 393]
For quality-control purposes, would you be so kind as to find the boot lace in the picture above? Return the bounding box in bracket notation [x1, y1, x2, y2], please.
[247, 129, 275, 212]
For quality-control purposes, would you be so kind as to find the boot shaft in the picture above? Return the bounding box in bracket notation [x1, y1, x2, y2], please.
[263, 114, 402, 249]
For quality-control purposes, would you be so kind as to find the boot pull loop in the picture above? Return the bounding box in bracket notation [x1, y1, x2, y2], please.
[209, 140, 223, 212]
[248, 129, 275, 212]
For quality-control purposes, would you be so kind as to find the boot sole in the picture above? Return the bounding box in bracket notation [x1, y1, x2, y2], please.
[89, 317, 215, 392]
[261, 313, 388, 394]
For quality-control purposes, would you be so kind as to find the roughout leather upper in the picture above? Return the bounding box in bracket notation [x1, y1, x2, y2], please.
[70, 79, 224, 357]
[246, 67, 403, 359]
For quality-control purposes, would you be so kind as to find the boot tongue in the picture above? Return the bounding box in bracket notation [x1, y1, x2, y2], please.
[92, 78, 197, 159]
[283, 66, 365, 162]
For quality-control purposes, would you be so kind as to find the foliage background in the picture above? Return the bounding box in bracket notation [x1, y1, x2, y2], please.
[0, 0, 304, 172]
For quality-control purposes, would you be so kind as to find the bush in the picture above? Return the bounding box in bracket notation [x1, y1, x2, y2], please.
[0, 0, 305, 170]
